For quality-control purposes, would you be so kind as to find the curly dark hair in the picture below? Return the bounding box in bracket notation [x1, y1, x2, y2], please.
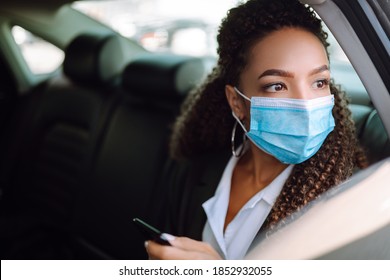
[169, 0, 367, 230]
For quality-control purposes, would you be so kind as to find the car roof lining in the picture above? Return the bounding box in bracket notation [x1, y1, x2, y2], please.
[300, 0, 327, 4]
[2, 0, 73, 9]
[311, 0, 390, 135]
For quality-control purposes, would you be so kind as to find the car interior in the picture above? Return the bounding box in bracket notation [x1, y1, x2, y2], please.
[0, 0, 389, 260]
[0, 30, 213, 259]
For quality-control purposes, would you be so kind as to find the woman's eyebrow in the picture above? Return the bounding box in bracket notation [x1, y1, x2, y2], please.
[258, 65, 329, 79]
[309, 64, 329, 76]
[258, 69, 294, 79]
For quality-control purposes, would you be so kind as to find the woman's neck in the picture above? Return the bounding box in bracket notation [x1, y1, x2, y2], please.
[225, 142, 289, 230]
[238, 142, 288, 192]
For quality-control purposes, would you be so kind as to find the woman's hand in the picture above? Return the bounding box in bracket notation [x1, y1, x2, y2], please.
[145, 234, 222, 260]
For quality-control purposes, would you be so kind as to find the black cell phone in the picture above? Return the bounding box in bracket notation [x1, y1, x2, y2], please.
[132, 217, 172, 246]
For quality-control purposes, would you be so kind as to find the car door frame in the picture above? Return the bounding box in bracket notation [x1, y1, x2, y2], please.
[305, 0, 390, 135]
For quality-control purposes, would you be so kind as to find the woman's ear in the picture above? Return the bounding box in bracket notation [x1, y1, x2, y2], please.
[225, 85, 246, 120]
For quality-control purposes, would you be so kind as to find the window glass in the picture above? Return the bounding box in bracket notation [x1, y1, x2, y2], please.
[324, 25, 369, 105]
[73, 0, 236, 57]
[11, 25, 64, 75]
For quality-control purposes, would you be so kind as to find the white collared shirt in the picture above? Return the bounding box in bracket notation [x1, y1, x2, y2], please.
[202, 154, 293, 259]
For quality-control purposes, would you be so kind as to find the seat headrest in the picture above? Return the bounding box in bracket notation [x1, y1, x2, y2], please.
[63, 33, 125, 86]
[122, 53, 212, 98]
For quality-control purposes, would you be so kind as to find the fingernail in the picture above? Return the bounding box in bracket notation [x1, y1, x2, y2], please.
[161, 233, 176, 242]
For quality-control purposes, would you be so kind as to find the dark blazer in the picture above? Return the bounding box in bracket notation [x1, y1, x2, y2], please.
[153, 151, 231, 240]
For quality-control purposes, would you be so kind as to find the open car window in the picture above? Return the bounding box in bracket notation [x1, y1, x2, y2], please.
[11, 25, 64, 75]
[72, 0, 236, 57]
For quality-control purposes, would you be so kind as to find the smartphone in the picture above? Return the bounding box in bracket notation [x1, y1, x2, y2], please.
[132, 217, 172, 246]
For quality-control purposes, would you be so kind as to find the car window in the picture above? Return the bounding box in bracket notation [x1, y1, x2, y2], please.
[72, 0, 236, 57]
[324, 25, 370, 106]
[11, 25, 65, 75]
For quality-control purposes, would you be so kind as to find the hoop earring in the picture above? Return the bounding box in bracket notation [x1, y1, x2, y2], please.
[231, 120, 246, 157]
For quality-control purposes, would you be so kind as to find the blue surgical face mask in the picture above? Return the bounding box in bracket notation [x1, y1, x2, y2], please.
[233, 87, 335, 164]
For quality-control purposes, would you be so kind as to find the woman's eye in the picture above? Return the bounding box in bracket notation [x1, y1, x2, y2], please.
[313, 79, 330, 89]
[264, 83, 286, 92]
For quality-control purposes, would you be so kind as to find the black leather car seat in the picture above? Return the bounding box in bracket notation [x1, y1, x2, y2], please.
[64, 33, 126, 87]
[359, 109, 390, 164]
[349, 100, 390, 165]
[0, 33, 125, 259]
[71, 53, 212, 259]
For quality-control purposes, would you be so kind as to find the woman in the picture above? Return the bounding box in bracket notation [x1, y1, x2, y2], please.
[146, 0, 367, 259]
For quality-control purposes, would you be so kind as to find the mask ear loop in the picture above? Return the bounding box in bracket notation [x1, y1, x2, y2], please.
[231, 87, 251, 158]
[231, 121, 246, 157]
[231, 113, 247, 157]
